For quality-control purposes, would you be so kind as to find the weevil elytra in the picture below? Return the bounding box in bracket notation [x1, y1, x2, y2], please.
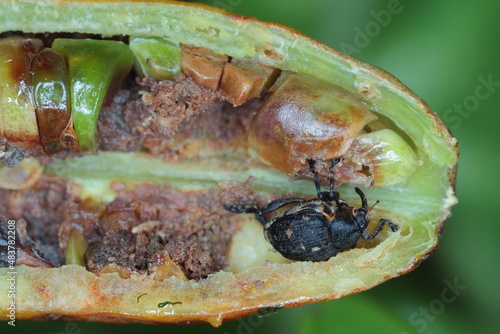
[225, 158, 399, 261]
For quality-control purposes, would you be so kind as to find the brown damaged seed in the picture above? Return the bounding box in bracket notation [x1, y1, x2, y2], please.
[220, 63, 267, 106]
[180, 45, 280, 105]
[230, 57, 280, 91]
[181, 45, 229, 64]
[31, 47, 76, 154]
[248, 73, 377, 175]
[181, 51, 224, 90]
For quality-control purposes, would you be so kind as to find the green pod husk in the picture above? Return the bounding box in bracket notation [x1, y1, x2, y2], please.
[0, 0, 458, 326]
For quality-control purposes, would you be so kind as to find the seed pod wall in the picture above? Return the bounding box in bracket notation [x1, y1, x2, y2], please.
[0, 0, 458, 326]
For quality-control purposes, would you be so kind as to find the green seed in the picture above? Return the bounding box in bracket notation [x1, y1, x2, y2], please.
[130, 37, 181, 80]
[352, 129, 418, 187]
[52, 39, 133, 153]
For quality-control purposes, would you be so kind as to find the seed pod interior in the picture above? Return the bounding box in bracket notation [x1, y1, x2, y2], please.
[0, 0, 458, 326]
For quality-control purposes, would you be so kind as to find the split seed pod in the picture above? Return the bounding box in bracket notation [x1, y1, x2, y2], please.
[0, 0, 458, 326]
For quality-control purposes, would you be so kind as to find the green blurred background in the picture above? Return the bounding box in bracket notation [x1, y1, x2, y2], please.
[11, 0, 499, 333]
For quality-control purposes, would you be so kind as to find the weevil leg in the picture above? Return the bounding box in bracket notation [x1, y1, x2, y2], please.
[308, 158, 341, 202]
[328, 158, 341, 201]
[362, 218, 400, 240]
[224, 203, 268, 225]
[307, 158, 322, 198]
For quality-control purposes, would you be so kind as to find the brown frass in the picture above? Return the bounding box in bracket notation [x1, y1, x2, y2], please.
[85, 181, 254, 279]
[0, 175, 256, 280]
[97, 73, 259, 158]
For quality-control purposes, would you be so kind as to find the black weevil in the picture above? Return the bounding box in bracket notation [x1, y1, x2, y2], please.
[224, 158, 399, 262]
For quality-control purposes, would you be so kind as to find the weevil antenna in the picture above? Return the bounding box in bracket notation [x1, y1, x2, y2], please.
[370, 200, 380, 212]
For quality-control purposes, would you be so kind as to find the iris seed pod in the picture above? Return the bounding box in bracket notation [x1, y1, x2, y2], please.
[0, 0, 458, 326]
